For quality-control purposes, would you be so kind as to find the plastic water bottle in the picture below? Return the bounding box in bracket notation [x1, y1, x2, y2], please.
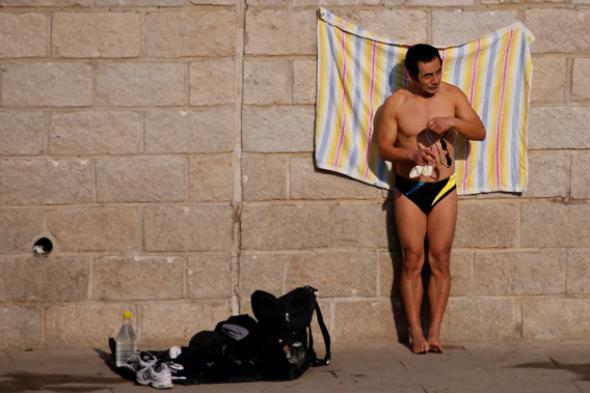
[115, 310, 137, 367]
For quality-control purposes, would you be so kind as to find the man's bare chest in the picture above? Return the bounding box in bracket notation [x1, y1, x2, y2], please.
[397, 98, 454, 138]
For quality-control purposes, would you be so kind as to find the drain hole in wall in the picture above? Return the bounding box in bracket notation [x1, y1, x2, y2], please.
[33, 237, 53, 257]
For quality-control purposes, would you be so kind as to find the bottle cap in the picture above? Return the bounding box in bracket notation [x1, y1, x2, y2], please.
[123, 310, 132, 320]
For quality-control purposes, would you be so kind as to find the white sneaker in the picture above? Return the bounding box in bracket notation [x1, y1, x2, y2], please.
[124, 351, 158, 373]
[136, 361, 173, 389]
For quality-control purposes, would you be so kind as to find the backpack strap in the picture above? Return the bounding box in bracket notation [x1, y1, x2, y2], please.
[309, 299, 331, 366]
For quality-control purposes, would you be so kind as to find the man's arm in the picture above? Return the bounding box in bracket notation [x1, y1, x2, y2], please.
[427, 86, 486, 141]
[377, 95, 436, 165]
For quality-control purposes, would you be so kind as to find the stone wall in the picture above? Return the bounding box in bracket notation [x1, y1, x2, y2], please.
[0, 0, 588, 349]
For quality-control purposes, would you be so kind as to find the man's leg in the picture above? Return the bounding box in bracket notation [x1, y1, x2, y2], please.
[394, 191, 429, 354]
[425, 190, 457, 352]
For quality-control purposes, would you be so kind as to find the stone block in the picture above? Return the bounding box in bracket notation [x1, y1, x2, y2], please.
[0, 13, 48, 58]
[97, 0, 184, 4]
[52, 12, 140, 58]
[293, 59, 316, 104]
[521, 202, 590, 248]
[473, 251, 564, 296]
[566, 250, 590, 295]
[93, 256, 184, 301]
[479, 0, 523, 3]
[405, 0, 473, 4]
[0, 209, 44, 253]
[0, 306, 42, 349]
[525, 9, 590, 53]
[96, 156, 186, 203]
[329, 202, 389, 248]
[432, 10, 518, 47]
[242, 107, 314, 152]
[141, 301, 231, 348]
[243, 59, 290, 105]
[189, 154, 233, 202]
[289, 0, 316, 5]
[189, 59, 235, 106]
[454, 202, 518, 248]
[523, 151, 568, 198]
[442, 297, 520, 341]
[334, 300, 396, 342]
[378, 250, 402, 298]
[47, 207, 139, 252]
[242, 153, 288, 201]
[2, 63, 92, 107]
[49, 111, 141, 155]
[0, 112, 46, 155]
[145, 11, 236, 57]
[191, 0, 235, 4]
[0, 256, 89, 302]
[294, 0, 368, 5]
[290, 156, 379, 200]
[145, 109, 235, 154]
[286, 250, 378, 297]
[0, 159, 93, 205]
[2, 0, 90, 4]
[450, 250, 473, 297]
[241, 202, 331, 250]
[571, 152, 590, 199]
[144, 204, 233, 252]
[572, 58, 590, 101]
[531, 57, 566, 103]
[523, 298, 590, 339]
[187, 253, 231, 299]
[45, 304, 139, 347]
[528, 107, 590, 149]
[338, 9, 427, 43]
[247, 0, 287, 5]
[96, 63, 185, 107]
[245, 9, 316, 55]
[239, 252, 287, 297]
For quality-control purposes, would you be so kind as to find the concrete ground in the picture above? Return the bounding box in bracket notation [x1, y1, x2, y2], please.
[1, 341, 589, 393]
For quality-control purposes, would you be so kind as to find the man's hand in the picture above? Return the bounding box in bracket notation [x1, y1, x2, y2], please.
[427, 117, 455, 134]
[412, 145, 437, 166]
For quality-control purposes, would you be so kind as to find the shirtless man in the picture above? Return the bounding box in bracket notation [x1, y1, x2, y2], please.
[377, 44, 485, 354]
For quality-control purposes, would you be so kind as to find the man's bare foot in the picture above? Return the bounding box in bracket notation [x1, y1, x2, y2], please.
[428, 341, 443, 353]
[410, 331, 430, 354]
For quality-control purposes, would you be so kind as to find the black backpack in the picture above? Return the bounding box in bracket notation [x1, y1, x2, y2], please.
[251, 285, 331, 379]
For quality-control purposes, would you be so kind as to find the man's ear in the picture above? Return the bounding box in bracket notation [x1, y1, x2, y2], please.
[405, 69, 417, 83]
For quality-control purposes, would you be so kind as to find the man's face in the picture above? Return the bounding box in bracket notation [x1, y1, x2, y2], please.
[414, 57, 442, 96]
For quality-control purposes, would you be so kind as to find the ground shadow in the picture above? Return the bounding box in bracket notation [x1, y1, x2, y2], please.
[512, 360, 590, 381]
[95, 344, 136, 382]
[0, 348, 128, 393]
[0, 372, 126, 393]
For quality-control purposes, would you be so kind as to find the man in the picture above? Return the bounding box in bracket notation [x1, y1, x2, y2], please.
[377, 44, 485, 354]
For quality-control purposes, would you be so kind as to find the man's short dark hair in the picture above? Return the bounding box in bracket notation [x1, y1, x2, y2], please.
[404, 44, 442, 79]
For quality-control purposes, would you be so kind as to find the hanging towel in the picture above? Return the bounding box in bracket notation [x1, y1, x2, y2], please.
[315, 8, 534, 194]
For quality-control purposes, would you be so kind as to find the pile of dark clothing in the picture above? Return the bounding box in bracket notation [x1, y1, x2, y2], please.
[112, 286, 331, 389]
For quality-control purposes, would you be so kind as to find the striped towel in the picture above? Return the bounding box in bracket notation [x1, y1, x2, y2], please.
[315, 8, 534, 194]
